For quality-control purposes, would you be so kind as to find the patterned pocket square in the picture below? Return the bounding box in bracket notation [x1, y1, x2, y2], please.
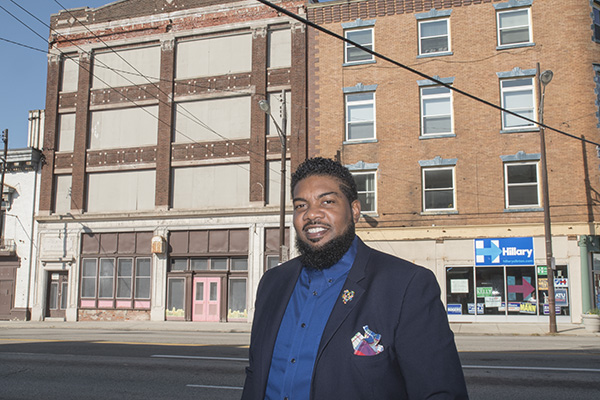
[351, 325, 384, 356]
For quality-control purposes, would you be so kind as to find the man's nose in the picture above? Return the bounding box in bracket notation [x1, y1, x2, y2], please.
[304, 202, 324, 221]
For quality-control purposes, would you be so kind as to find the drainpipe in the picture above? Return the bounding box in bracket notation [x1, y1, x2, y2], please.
[578, 235, 592, 313]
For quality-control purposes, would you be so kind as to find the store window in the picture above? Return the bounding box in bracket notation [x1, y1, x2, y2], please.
[446, 264, 570, 317]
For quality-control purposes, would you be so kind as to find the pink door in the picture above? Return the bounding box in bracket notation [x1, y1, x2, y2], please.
[192, 277, 221, 322]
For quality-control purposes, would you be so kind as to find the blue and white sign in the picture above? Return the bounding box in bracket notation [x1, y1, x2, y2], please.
[475, 237, 534, 266]
[447, 304, 463, 315]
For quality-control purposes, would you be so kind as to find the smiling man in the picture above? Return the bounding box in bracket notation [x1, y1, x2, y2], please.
[242, 157, 468, 400]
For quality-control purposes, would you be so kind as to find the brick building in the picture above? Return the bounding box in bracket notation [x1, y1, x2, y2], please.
[305, 0, 600, 324]
[32, 0, 307, 322]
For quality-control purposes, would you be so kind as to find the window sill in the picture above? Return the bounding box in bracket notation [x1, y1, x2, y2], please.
[417, 51, 453, 59]
[421, 210, 458, 215]
[343, 60, 377, 67]
[500, 127, 539, 134]
[419, 133, 456, 140]
[343, 139, 378, 145]
[503, 207, 543, 213]
[496, 42, 535, 51]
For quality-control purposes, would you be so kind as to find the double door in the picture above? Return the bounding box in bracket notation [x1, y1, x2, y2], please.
[192, 277, 221, 322]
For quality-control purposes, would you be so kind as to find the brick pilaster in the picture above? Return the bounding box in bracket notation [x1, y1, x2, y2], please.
[155, 38, 175, 210]
[290, 21, 308, 172]
[39, 53, 61, 214]
[70, 50, 92, 213]
[250, 27, 268, 203]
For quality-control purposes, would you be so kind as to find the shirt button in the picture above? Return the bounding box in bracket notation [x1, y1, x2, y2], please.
[328, 279, 333, 283]
[291, 358, 296, 363]
[313, 291, 318, 296]
[301, 323, 306, 328]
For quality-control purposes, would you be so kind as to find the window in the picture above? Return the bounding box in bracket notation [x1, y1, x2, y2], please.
[169, 257, 248, 272]
[421, 86, 453, 135]
[497, 8, 532, 47]
[594, 2, 600, 43]
[419, 19, 450, 55]
[352, 171, 376, 213]
[500, 77, 535, 130]
[80, 257, 152, 307]
[344, 28, 374, 64]
[423, 167, 455, 211]
[505, 162, 539, 208]
[345, 92, 375, 141]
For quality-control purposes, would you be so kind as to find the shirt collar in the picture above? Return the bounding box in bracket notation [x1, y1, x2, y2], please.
[305, 236, 359, 282]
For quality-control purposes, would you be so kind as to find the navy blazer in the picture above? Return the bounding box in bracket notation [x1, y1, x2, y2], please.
[242, 238, 469, 399]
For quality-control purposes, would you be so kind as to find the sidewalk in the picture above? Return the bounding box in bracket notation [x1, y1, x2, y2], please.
[0, 320, 598, 337]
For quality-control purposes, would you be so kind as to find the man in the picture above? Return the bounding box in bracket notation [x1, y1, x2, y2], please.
[242, 157, 468, 400]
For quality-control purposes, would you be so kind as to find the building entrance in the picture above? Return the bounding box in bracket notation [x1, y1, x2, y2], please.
[46, 271, 68, 319]
[192, 277, 221, 322]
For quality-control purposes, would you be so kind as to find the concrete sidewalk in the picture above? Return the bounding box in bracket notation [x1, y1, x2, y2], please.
[0, 320, 598, 337]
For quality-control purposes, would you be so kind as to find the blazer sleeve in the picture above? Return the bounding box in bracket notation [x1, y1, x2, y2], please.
[394, 267, 469, 400]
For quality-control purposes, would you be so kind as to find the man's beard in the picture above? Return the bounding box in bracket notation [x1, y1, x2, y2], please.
[296, 221, 356, 270]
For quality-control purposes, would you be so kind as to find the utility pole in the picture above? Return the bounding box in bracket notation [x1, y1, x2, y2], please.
[0, 129, 8, 246]
[537, 64, 557, 334]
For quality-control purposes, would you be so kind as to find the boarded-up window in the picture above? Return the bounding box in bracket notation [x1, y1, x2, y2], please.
[89, 106, 158, 149]
[54, 175, 72, 214]
[87, 170, 155, 212]
[57, 113, 76, 152]
[265, 91, 291, 137]
[268, 29, 291, 69]
[171, 164, 249, 209]
[266, 160, 291, 205]
[176, 34, 252, 79]
[92, 46, 160, 89]
[61, 54, 79, 92]
[173, 96, 250, 142]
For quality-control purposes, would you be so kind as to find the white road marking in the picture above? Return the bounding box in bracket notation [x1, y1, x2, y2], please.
[186, 384, 243, 390]
[463, 365, 600, 373]
[151, 354, 248, 362]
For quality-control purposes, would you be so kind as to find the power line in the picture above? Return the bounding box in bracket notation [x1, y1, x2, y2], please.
[0, 36, 47, 53]
[255, 0, 600, 148]
[3, 1, 288, 181]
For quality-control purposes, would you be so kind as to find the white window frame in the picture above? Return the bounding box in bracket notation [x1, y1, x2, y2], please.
[504, 162, 540, 208]
[593, 2, 600, 43]
[352, 171, 377, 214]
[496, 8, 532, 47]
[344, 28, 374, 64]
[418, 18, 450, 56]
[500, 76, 536, 131]
[345, 92, 376, 141]
[422, 167, 456, 212]
[420, 85, 454, 136]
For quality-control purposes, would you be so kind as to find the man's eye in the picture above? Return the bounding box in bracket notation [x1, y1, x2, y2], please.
[323, 199, 334, 205]
[294, 204, 306, 210]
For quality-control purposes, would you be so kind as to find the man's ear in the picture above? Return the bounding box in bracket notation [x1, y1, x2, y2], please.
[351, 199, 361, 223]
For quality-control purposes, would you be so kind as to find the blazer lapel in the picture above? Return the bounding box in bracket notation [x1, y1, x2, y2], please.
[316, 238, 371, 359]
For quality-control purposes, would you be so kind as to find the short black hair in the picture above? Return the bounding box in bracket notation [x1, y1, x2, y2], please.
[291, 157, 358, 204]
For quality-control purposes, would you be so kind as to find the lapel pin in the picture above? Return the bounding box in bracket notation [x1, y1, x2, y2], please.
[342, 289, 355, 304]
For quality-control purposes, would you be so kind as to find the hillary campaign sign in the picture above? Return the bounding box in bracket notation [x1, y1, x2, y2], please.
[475, 237, 534, 266]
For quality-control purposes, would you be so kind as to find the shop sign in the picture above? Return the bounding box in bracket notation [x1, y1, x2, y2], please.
[485, 296, 502, 308]
[447, 304, 463, 315]
[508, 302, 521, 312]
[537, 265, 547, 276]
[476, 287, 493, 298]
[543, 304, 562, 315]
[475, 237, 534, 266]
[468, 303, 476, 314]
[554, 278, 568, 288]
[538, 277, 548, 290]
[451, 279, 469, 294]
[555, 289, 568, 306]
[520, 302, 537, 314]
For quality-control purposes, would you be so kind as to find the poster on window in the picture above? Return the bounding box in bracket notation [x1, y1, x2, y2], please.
[451, 279, 469, 294]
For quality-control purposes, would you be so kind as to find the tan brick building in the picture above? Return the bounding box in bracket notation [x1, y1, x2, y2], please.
[32, 0, 307, 322]
[306, 0, 600, 324]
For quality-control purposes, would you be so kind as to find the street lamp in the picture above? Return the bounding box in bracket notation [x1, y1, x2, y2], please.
[259, 90, 288, 263]
[537, 65, 557, 334]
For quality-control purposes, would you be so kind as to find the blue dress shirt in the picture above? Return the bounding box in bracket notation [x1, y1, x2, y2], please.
[264, 237, 358, 400]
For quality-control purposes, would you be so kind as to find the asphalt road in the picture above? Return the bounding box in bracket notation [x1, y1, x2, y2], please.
[1, 328, 599, 399]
